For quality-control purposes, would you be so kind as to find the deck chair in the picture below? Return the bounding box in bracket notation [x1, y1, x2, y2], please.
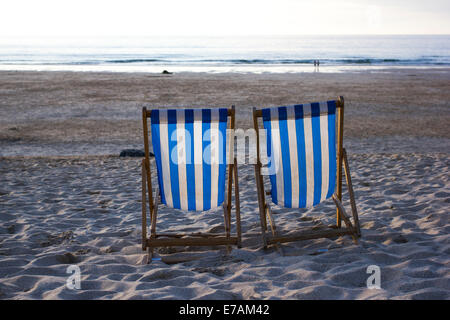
[252, 96, 361, 249]
[141, 106, 241, 263]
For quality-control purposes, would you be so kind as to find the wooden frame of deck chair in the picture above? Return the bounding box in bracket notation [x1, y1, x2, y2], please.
[141, 106, 241, 263]
[252, 96, 361, 250]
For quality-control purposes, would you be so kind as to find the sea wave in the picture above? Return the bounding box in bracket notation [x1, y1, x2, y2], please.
[0, 58, 449, 75]
[100, 57, 448, 65]
[0, 57, 448, 66]
[1, 35, 449, 70]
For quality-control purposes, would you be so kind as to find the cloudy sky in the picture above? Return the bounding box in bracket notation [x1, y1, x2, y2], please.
[1, 0, 449, 36]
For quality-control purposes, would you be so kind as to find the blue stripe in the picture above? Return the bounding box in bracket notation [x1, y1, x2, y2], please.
[167, 110, 180, 209]
[261, 101, 337, 208]
[150, 110, 166, 205]
[184, 109, 196, 211]
[278, 107, 292, 207]
[262, 109, 277, 205]
[217, 109, 228, 207]
[327, 101, 337, 198]
[150, 108, 229, 211]
[294, 105, 307, 208]
[202, 109, 211, 210]
[311, 103, 322, 206]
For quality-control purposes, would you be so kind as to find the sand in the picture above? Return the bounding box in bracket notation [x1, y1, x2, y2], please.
[1, 69, 449, 156]
[0, 69, 449, 299]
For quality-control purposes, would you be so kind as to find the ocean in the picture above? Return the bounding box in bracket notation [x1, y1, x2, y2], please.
[0, 35, 449, 73]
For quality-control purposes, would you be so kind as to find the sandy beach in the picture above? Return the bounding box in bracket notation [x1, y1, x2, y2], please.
[1, 69, 449, 156]
[0, 69, 449, 299]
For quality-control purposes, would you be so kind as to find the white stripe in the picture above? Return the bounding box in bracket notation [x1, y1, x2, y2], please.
[193, 110, 203, 211]
[319, 102, 330, 202]
[270, 108, 284, 206]
[286, 106, 299, 208]
[210, 109, 220, 208]
[226, 126, 234, 165]
[303, 104, 315, 207]
[158, 111, 173, 208]
[176, 110, 188, 210]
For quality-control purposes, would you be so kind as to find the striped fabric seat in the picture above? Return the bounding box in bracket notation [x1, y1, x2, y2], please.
[261, 100, 337, 208]
[150, 108, 228, 211]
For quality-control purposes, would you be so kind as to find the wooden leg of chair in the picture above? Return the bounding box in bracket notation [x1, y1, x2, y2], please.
[141, 160, 148, 251]
[145, 163, 153, 223]
[234, 159, 242, 248]
[254, 164, 268, 248]
[223, 203, 230, 235]
[150, 189, 158, 240]
[332, 194, 358, 244]
[226, 203, 232, 240]
[223, 204, 231, 254]
[146, 190, 159, 264]
[223, 161, 234, 253]
[254, 165, 267, 231]
[259, 173, 268, 231]
[336, 97, 344, 228]
[266, 205, 277, 236]
[224, 160, 234, 253]
[343, 149, 361, 237]
[266, 204, 284, 255]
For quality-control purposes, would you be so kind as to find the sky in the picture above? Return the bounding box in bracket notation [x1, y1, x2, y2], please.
[1, 0, 449, 37]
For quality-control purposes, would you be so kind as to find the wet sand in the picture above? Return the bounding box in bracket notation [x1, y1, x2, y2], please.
[1, 69, 449, 156]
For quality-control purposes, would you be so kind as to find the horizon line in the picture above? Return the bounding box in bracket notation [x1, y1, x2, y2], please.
[0, 33, 450, 38]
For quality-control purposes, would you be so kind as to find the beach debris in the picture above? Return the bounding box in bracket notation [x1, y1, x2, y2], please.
[56, 252, 78, 264]
[119, 149, 149, 157]
[75, 248, 90, 255]
[86, 190, 101, 195]
[6, 225, 15, 234]
[104, 246, 118, 254]
[162, 70, 173, 74]
[393, 234, 408, 243]
[40, 231, 73, 247]
[97, 198, 112, 206]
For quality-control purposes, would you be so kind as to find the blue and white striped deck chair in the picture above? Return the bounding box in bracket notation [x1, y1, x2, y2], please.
[140, 106, 241, 261]
[253, 97, 361, 248]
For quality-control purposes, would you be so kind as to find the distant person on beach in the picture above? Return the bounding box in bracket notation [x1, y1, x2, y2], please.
[314, 60, 320, 72]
